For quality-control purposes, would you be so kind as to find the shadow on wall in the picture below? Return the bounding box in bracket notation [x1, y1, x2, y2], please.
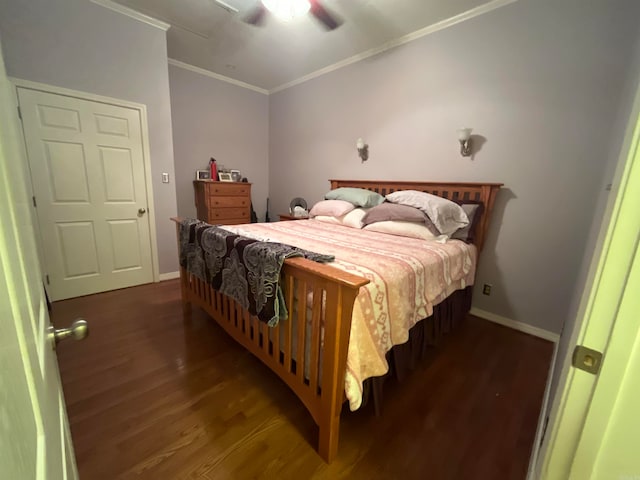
[473, 187, 518, 321]
[470, 134, 487, 161]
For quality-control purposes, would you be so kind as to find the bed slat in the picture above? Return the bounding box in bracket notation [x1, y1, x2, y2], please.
[309, 286, 323, 393]
[284, 276, 294, 373]
[296, 279, 308, 383]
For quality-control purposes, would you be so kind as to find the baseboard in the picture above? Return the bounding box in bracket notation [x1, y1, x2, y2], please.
[469, 308, 560, 342]
[526, 340, 559, 480]
[158, 271, 180, 281]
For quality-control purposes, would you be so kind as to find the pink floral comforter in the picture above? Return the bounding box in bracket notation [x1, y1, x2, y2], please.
[223, 219, 476, 410]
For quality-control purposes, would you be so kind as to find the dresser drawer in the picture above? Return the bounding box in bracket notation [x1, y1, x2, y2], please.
[207, 183, 250, 196]
[210, 196, 249, 208]
[208, 215, 250, 225]
[210, 207, 248, 220]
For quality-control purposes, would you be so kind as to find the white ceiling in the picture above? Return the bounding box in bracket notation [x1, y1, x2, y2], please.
[113, 0, 499, 91]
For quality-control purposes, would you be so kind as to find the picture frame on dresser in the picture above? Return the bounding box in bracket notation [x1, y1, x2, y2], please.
[195, 169, 210, 180]
[218, 172, 233, 182]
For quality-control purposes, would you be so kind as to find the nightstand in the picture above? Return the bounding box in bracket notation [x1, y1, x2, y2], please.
[279, 214, 309, 221]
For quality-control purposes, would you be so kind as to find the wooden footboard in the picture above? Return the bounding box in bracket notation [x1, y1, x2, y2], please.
[173, 219, 369, 463]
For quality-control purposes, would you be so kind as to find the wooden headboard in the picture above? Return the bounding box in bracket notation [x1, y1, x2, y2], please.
[329, 179, 503, 252]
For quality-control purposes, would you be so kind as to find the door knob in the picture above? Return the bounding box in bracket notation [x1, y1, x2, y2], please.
[138, 208, 147, 215]
[48, 319, 89, 349]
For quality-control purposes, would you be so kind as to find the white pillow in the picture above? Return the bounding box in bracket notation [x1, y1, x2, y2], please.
[385, 190, 468, 236]
[364, 221, 443, 241]
[312, 208, 368, 229]
[309, 199, 355, 218]
[342, 208, 368, 229]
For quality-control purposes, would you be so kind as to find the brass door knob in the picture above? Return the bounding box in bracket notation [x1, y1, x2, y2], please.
[138, 208, 147, 215]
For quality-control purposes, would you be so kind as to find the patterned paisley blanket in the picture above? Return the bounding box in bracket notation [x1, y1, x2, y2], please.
[179, 219, 334, 326]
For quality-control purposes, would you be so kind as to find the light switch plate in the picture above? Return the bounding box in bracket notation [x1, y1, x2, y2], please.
[162, 173, 170, 183]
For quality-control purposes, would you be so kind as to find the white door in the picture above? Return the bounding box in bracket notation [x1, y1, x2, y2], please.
[0, 44, 78, 479]
[18, 87, 154, 301]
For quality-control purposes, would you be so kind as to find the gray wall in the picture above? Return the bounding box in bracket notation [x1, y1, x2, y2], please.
[168, 65, 269, 221]
[268, 0, 640, 334]
[0, 0, 178, 274]
[548, 31, 640, 406]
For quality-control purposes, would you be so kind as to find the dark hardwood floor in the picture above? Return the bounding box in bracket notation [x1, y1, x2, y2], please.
[51, 280, 553, 479]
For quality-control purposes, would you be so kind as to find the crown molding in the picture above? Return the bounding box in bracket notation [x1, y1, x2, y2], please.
[90, 0, 171, 31]
[270, 0, 519, 93]
[168, 59, 269, 95]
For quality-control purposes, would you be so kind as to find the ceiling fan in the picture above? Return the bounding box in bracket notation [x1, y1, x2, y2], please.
[215, 0, 342, 30]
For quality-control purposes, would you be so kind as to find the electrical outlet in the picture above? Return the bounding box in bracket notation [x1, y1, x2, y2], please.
[162, 172, 170, 183]
[482, 284, 492, 296]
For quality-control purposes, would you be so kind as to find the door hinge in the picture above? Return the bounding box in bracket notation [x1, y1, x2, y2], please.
[32, 196, 37, 208]
[17, 105, 22, 120]
[572, 345, 603, 375]
[45, 274, 50, 285]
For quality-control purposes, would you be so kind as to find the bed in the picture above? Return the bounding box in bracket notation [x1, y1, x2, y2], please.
[172, 179, 502, 462]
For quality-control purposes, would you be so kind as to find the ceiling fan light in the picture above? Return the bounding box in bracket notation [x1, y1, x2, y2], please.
[261, 0, 310, 21]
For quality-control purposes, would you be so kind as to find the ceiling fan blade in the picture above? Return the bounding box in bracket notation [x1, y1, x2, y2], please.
[309, 0, 342, 30]
[244, 4, 267, 26]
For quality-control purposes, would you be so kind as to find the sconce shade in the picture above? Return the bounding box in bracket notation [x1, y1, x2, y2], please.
[356, 138, 365, 150]
[457, 128, 473, 141]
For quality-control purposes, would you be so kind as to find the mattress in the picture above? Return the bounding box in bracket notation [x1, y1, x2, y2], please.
[222, 219, 477, 410]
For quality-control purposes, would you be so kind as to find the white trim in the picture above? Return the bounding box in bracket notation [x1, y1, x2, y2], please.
[168, 59, 269, 95]
[10, 77, 162, 284]
[158, 271, 180, 281]
[526, 340, 559, 480]
[270, 0, 519, 93]
[470, 307, 560, 342]
[89, 0, 170, 31]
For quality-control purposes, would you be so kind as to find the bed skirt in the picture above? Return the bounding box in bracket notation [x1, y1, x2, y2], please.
[361, 286, 473, 415]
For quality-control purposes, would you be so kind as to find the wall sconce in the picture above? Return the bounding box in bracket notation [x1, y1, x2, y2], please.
[457, 128, 473, 157]
[356, 138, 369, 162]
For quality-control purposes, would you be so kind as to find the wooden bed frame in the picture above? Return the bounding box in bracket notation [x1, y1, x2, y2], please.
[172, 180, 502, 463]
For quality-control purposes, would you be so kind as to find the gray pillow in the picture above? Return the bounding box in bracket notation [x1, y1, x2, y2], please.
[362, 202, 424, 225]
[451, 202, 484, 243]
[362, 203, 441, 235]
[385, 190, 468, 236]
[325, 187, 385, 208]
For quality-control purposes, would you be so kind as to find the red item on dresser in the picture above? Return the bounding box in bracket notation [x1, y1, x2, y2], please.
[209, 158, 218, 181]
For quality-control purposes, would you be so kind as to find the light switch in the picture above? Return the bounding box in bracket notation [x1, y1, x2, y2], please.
[162, 173, 170, 183]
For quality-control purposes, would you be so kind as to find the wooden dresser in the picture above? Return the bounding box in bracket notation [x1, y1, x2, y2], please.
[193, 180, 252, 225]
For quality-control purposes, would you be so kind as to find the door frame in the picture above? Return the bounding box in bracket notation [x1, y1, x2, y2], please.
[10, 77, 161, 285]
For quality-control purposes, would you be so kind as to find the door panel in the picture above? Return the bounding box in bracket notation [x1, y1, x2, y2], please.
[108, 219, 144, 271]
[57, 222, 100, 279]
[94, 113, 129, 137]
[18, 88, 154, 300]
[100, 147, 136, 201]
[37, 104, 81, 131]
[45, 141, 90, 202]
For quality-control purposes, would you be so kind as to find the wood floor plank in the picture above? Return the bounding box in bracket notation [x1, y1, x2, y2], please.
[51, 280, 553, 479]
